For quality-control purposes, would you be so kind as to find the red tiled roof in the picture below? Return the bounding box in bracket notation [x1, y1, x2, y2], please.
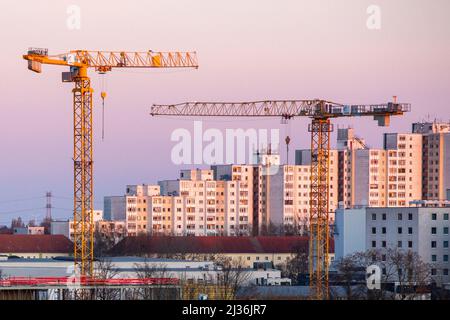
[0, 235, 73, 253]
[109, 236, 335, 255]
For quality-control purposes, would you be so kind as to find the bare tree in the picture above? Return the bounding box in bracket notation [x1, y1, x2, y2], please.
[297, 216, 309, 236]
[133, 260, 175, 300]
[213, 256, 252, 299]
[332, 253, 367, 300]
[384, 248, 432, 300]
[27, 219, 36, 227]
[279, 243, 308, 284]
[10, 217, 25, 229]
[335, 248, 432, 300]
[40, 217, 52, 234]
[94, 229, 116, 257]
[93, 259, 120, 300]
[259, 221, 282, 236]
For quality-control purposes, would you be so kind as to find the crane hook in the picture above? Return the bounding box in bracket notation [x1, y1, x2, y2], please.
[101, 91, 106, 141]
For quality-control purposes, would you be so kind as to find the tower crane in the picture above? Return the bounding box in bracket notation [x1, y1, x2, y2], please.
[150, 98, 410, 299]
[23, 48, 198, 277]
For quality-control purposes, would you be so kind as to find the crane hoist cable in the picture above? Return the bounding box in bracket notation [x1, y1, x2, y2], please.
[281, 116, 292, 165]
[100, 73, 107, 141]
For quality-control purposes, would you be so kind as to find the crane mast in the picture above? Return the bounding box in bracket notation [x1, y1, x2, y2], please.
[24, 48, 198, 277]
[151, 99, 410, 299]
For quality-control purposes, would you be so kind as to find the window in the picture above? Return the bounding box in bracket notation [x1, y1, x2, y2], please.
[382, 241, 386, 248]
[372, 213, 377, 221]
[444, 241, 449, 248]
[372, 227, 376, 234]
[398, 227, 403, 234]
[398, 241, 402, 248]
[432, 227, 437, 234]
[382, 227, 386, 234]
[408, 241, 413, 248]
[408, 227, 413, 234]
[444, 269, 449, 276]
[408, 213, 413, 220]
[431, 269, 437, 276]
[431, 213, 437, 220]
[444, 227, 449, 235]
[382, 213, 386, 220]
[444, 255, 448, 262]
[431, 241, 437, 248]
[444, 213, 449, 220]
[372, 241, 376, 248]
[398, 213, 402, 221]
[432, 255, 437, 262]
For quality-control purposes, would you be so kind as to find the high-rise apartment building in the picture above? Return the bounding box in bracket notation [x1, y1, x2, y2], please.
[159, 169, 228, 236]
[104, 184, 160, 236]
[336, 128, 387, 207]
[212, 165, 255, 236]
[268, 157, 338, 234]
[299, 128, 423, 209]
[334, 126, 450, 208]
[383, 132, 423, 206]
[413, 122, 450, 201]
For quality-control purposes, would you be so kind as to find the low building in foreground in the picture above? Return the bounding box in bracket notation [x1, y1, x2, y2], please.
[335, 202, 450, 285]
[0, 235, 72, 259]
[108, 236, 334, 267]
[0, 256, 288, 287]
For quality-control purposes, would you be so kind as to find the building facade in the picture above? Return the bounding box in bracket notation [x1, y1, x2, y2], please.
[412, 122, 450, 201]
[335, 204, 450, 285]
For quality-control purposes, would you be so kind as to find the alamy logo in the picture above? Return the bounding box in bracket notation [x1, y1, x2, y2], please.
[66, 264, 81, 290]
[366, 264, 381, 290]
[366, 5, 381, 30]
[170, 121, 280, 167]
[66, 5, 81, 30]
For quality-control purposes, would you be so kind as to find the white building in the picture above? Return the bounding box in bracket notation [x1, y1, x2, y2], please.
[335, 204, 450, 285]
[27, 226, 45, 235]
[334, 207, 366, 260]
[0, 256, 287, 287]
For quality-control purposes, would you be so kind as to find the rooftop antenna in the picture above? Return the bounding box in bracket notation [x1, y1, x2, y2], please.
[45, 191, 52, 221]
[285, 136, 291, 165]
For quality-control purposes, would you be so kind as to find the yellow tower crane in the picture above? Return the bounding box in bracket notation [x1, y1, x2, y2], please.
[150, 98, 410, 299]
[23, 48, 198, 277]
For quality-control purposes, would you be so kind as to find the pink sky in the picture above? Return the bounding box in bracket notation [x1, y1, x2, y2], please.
[0, 0, 449, 224]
